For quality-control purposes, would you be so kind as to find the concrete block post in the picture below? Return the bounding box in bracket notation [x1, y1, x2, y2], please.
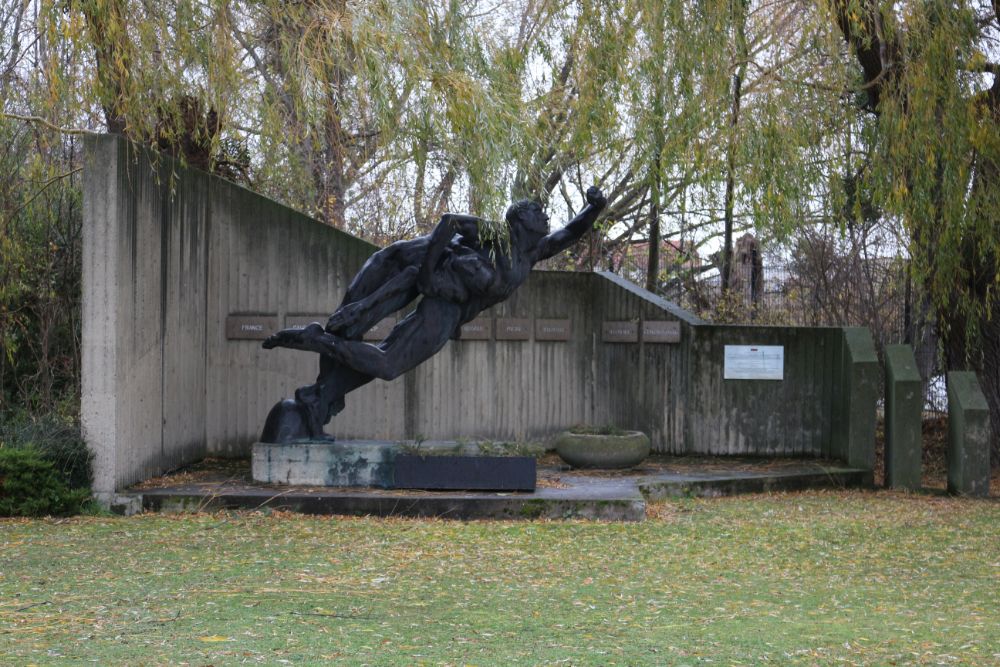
[884, 344, 923, 490]
[946, 371, 991, 497]
[81, 134, 123, 505]
[840, 327, 878, 481]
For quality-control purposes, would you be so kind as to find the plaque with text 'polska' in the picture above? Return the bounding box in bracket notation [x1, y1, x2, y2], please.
[602, 321, 638, 343]
[458, 317, 492, 340]
[535, 318, 571, 341]
[226, 315, 279, 340]
[642, 320, 681, 343]
[496, 318, 531, 341]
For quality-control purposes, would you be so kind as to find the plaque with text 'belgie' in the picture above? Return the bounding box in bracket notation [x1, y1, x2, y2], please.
[284, 314, 327, 330]
[361, 317, 397, 341]
[602, 321, 638, 343]
[284, 314, 396, 341]
[458, 318, 492, 340]
[642, 320, 681, 344]
[535, 319, 571, 341]
[496, 318, 531, 341]
[226, 315, 279, 340]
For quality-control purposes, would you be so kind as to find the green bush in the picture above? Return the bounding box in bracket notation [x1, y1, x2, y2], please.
[0, 447, 91, 516]
[0, 414, 93, 489]
[0, 414, 93, 516]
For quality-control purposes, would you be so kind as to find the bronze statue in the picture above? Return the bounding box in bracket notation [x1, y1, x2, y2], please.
[260, 186, 607, 443]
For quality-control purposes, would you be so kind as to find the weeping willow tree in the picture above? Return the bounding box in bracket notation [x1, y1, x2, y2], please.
[568, 0, 856, 291]
[828, 0, 1000, 458]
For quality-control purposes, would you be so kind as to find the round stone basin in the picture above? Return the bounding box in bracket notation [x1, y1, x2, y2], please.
[555, 430, 651, 469]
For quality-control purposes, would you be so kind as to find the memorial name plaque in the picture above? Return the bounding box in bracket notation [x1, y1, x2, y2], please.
[602, 321, 639, 343]
[361, 317, 397, 341]
[226, 315, 279, 340]
[724, 345, 784, 380]
[458, 317, 493, 340]
[642, 320, 681, 344]
[284, 314, 328, 330]
[496, 318, 532, 341]
[535, 318, 572, 341]
[284, 314, 395, 340]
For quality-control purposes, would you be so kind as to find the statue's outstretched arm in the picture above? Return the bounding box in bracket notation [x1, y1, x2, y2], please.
[533, 186, 607, 262]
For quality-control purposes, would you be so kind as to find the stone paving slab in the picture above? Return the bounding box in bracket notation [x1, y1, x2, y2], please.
[123, 458, 869, 522]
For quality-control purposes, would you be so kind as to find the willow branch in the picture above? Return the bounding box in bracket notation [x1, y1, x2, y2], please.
[3, 167, 83, 227]
[1, 112, 95, 135]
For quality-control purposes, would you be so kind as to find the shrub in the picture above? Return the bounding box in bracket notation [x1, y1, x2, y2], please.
[0, 414, 93, 489]
[0, 447, 90, 517]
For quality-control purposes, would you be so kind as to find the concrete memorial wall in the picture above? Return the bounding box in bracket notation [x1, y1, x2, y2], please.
[82, 134, 876, 499]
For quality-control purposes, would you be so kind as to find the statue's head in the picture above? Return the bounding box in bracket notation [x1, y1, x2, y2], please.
[505, 200, 549, 244]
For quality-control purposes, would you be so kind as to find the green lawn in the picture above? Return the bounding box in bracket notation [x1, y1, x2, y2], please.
[2, 491, 999, 665]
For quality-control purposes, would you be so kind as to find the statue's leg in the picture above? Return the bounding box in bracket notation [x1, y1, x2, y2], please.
[333, 238, 428, 307]
[326, 265, 419, 338]
[313, 357, 374, 424]
[268, 300, 461, 381]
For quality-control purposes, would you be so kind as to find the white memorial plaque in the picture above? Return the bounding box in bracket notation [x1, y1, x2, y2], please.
[724, 345, 784, 380]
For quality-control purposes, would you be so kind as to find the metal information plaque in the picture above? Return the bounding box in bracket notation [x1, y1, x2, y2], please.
[226, 315, 279, 340]
[642, 320, 681, 344]
[602, 321, 639, 343]
[724, 345, 784, 380]
[535, 319, 571, 341]
[458, 318, 492, 340]
[496, 318, 531, 341]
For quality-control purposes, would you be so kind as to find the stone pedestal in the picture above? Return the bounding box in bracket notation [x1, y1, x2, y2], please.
[946, 372, 991, 497]
[884, 345, 922, 490]
[252, 440, 539, 491]
[253, 440, 398, 487]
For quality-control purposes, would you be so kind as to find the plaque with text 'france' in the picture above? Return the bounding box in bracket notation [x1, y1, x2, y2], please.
[496, 318, 531, 341]
[458, 318, 492, 340]
[724, 345, 784, 380]
[535, 318, 572, 341]
[642, 320, 681, 344]
[602, 321, 638, 343]
[226, 315, 279, 340]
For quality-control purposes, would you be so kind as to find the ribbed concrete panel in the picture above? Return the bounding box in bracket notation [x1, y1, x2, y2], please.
[116, 145, 165, 488]
[406, 273, 598, 442]
[685, 326, 844, 458]
[201, 167, 403, 453]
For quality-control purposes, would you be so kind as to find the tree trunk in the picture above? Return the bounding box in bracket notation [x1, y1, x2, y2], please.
[646, 194, 660, 292]
[721, 0, 748, 295]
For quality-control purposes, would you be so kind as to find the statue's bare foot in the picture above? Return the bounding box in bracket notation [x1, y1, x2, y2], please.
[325, 302, 363, 335]
[263, 322, 325, 350]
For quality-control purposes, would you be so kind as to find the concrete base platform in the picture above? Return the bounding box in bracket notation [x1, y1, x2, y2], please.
[124, 457, 870, 522]
[252, 440, 542, 489]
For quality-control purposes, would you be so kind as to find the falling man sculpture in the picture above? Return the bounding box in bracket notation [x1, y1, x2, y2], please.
[259, 186, 607, 443]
